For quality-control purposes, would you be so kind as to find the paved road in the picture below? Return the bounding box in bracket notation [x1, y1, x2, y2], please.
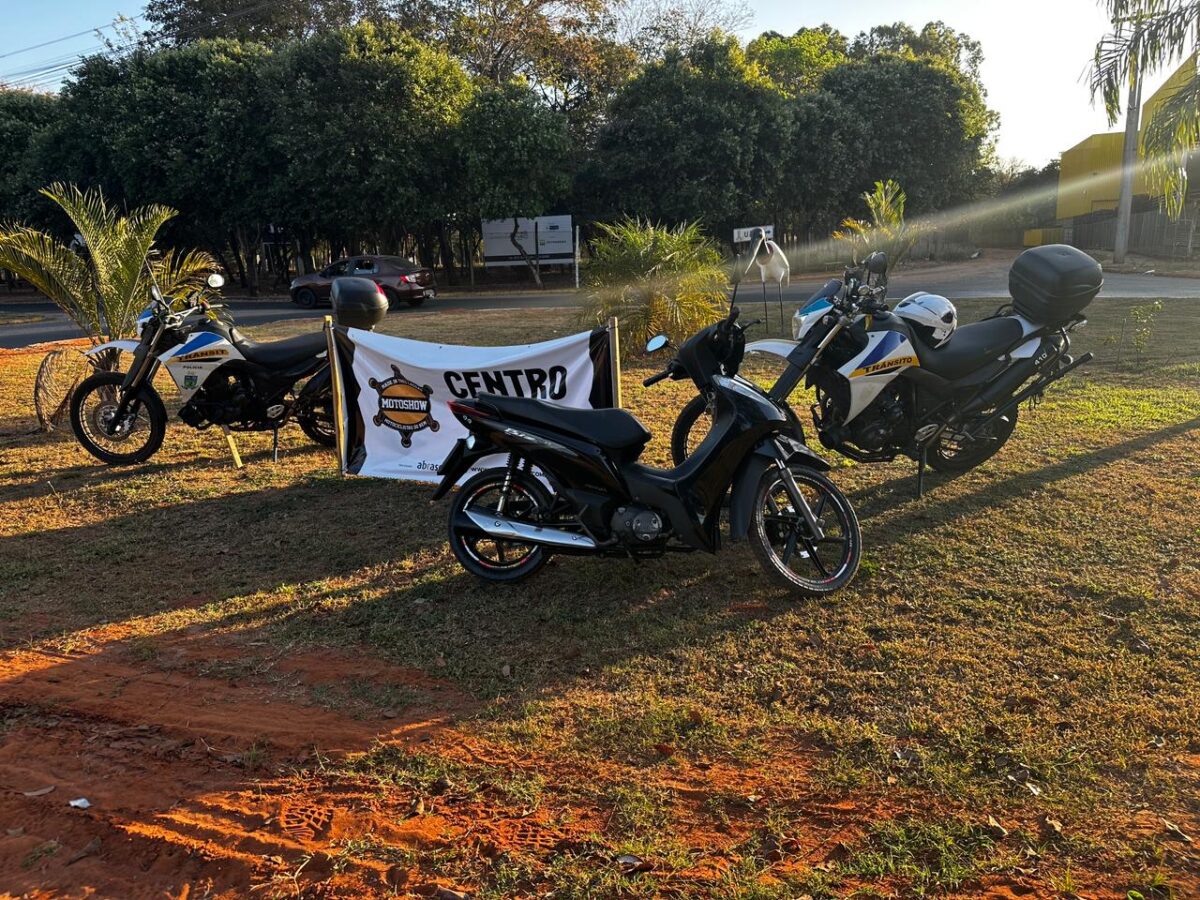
[4, 267, 1200, 349]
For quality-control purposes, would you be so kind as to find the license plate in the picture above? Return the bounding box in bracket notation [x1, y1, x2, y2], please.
[423, 289, 435, 298]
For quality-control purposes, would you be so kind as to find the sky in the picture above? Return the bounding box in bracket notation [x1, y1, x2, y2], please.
[0, 0, 1174, 166]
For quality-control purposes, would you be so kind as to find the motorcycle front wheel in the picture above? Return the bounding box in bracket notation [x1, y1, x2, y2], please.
[448, 468, 554, 584]
[69, 371, 167, 465]
[749, 464, 861, 596]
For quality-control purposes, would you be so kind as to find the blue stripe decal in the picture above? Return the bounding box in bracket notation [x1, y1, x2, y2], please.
[181, 332, 223, 352]
[799, 298, 832, 315]
[860, 331, 904, 368]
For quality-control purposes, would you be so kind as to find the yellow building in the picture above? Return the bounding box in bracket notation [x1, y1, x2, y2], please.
[1056, 54, 1197, 222]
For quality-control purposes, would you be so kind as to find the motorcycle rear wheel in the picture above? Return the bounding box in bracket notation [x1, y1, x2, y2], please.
[296, 392, 337, 447]
[69, 371, 167, 465]
[449, 468, 553, 584]
[927, 406, 1018, 474]
[749, 464, 861, 596]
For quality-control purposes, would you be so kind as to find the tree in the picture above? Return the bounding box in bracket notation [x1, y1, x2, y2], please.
[145, 0, 358, 44]
[458, 82, 572, 285]
[833, 179, 924, 267]
[584, 35, 791, 237]
[269, 23, 474, 272]
[747, 25, 848, 95]
[851, 20, 984, 89]
[820, 56, 997, 214]
[0, 183, 214, 347]
[618, 0, 752, 61]
[0, 90, 58, 228]
[1092, 1, 1200, 216]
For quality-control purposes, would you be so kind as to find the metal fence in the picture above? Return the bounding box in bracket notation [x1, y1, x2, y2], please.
[1067, 208, 1199, 258]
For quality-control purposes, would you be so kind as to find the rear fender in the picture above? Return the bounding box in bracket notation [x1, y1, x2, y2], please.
[430, 436, 496, 501]
[728, 437, 830, 542]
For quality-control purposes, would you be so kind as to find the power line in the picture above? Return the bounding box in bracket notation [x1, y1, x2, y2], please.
[0, 16, 141, 62]
[3, 0, 280, 91]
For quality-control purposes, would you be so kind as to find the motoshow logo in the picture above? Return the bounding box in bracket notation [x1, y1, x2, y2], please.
[369, 365, 440, 447]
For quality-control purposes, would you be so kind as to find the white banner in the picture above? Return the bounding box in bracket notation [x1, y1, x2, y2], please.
[333, 327, 614, 482]
[481, 216, 574, 267]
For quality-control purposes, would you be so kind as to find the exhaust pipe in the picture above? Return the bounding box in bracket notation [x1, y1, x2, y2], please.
[964, 351, 1093, 437]
[462, 509, 597, 550]
[960, 336, 1067, 418]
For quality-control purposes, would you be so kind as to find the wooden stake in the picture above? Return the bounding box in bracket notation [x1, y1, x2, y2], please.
[221, 425, 243, 469]
[607, 316, 622, 409]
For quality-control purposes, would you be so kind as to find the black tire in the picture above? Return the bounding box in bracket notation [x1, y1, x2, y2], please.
[670, 392, 715, 466]
[294, 288, 318, 309]
[749, 464, 861, 596]
[69, 371, 167, 466]
[449, 468, 553, 584]
[927, 406, 1018, 474]
[406, 294, 426, 308]
[296, 388, 337, 448]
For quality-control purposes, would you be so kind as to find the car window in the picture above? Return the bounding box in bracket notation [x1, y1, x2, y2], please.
[351, 258, 378, 275]
[326, 260, 349, 277]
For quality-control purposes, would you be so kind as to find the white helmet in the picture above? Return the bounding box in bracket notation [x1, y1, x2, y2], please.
[894, 292, 957, 349]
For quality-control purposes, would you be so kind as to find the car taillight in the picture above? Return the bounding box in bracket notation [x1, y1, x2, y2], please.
[399, 275, 411, 284]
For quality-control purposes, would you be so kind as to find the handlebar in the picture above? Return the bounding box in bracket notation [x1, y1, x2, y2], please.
[643, 368, 672, 388]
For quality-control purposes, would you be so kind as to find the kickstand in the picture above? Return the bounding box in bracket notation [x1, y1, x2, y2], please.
[272, 427, 279, 464]
[916, 446, 927, 499]
[221, 425, 244, 470]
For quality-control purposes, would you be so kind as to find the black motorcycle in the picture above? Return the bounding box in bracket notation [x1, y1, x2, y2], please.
[669, 246, 1101, 495]
[70, 273, 337, 465]
[431, 302, 862, 595]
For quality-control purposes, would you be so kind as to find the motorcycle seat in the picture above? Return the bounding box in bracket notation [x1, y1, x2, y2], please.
[229, 328, 327, 368]
[481, 394, 652, 456]
[915, 317, 1026, 380]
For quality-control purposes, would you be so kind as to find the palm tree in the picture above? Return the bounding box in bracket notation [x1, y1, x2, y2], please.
[1092, 1, 1200, 215]
[833, 179, 924, 270]
[0, 183, 216, 363]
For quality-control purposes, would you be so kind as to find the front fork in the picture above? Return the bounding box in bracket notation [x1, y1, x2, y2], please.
[108, 344, 159, 432]
[772, 450, 826, 541]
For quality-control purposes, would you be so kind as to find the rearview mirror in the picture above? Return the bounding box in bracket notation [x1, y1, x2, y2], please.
[206, 273, 226, 289]
[645, 334, 669, 353]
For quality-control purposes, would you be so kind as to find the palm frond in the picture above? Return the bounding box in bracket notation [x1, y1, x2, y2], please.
[102, 203, 179, 339]
[154, 247, 220, 302]
[1142, 67, 1200, 215]
[0, 227, 104, 344]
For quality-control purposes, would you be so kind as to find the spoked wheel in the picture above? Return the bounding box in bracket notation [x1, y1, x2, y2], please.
[69, 371, 167, 465]
[749, 464, 861, 596]
[297, 390, 337, 448]
[670, 392, 716, 465]
[449, 468, 553, 584]
[927, 406, 1018, 474]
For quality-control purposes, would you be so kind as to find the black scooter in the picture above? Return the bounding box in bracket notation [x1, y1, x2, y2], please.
[431, 302, 862, 596]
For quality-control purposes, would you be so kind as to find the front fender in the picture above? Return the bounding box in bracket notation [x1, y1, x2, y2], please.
[85, 340, 141, 357]
[728, 437, 830, 542]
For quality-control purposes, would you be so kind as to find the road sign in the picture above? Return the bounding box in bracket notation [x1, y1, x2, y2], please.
[733, 225, 774, 244]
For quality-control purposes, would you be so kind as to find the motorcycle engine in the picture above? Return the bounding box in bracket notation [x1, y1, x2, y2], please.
[611, 505, 665, 543]
[847, 385, 910, 451]
[179, 373, 271, 428]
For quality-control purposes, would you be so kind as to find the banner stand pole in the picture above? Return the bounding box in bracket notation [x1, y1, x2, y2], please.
[607, 316, 622, 409]
[324, 315, 348, 475]
[574, 225, 580, 290]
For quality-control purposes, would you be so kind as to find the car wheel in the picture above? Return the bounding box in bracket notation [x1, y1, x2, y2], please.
[294, 288, 317, 309]
[406, 295, 426, 307]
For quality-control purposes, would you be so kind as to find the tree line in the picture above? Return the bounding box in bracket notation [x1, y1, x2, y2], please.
[0, 1, 1009, 292]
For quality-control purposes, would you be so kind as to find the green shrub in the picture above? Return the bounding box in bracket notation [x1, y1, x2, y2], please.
[580, 217, 728, 353]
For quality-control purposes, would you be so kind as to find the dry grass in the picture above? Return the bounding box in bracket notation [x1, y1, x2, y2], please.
[1, 297, 1199, 897]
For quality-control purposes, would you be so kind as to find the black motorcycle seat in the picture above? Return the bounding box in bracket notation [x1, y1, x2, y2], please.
[229, 328, 327, 368]
[481, 394, 652, 454]
[916, 317, 1026, 380]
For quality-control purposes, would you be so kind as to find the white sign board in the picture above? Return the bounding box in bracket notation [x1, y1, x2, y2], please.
[733, 225, 775, 244]
[482, 216, 574, 267]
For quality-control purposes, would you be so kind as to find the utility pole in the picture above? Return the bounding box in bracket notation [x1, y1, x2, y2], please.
[1114, 47, 1143, 264]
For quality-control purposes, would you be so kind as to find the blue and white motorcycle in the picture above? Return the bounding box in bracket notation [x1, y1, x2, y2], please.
[70, 273, 336, 465]
[669, 246, 1101, 494]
